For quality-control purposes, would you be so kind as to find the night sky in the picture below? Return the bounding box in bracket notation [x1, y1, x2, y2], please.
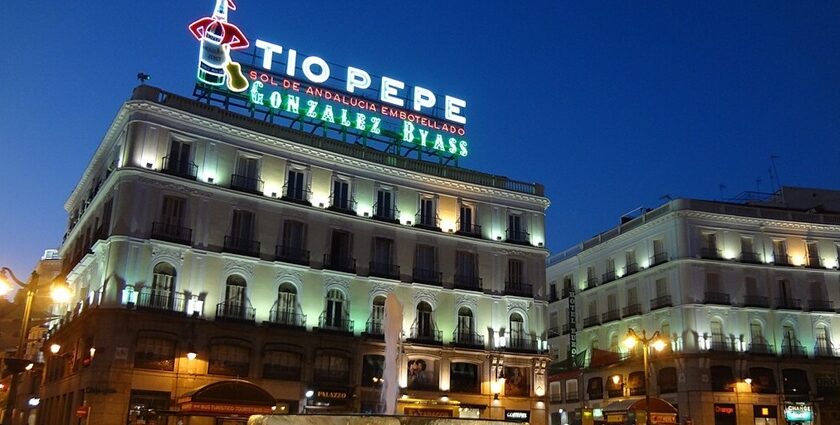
[1, 1, 839, 277]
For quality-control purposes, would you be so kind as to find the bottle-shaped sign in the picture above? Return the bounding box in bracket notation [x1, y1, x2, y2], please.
[189, 0, 249, 89]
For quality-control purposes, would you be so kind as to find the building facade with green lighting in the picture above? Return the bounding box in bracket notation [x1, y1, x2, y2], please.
[546, 188, 840, 425]
[37, 85, 551, 425]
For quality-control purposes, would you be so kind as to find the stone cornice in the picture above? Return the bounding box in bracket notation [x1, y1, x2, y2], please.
[680, 210, 840, 233]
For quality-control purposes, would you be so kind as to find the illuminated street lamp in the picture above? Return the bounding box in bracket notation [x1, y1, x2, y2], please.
[623, 328, 668, 425]
[0, 267, 72, 425]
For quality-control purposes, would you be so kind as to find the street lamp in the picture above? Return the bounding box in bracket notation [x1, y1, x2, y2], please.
[0, 267, 72, 425]
[623, 328, 667, 425]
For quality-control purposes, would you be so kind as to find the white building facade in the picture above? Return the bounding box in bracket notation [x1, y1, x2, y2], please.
[547, 189, 840, 425]
[37, 85, 551, 425]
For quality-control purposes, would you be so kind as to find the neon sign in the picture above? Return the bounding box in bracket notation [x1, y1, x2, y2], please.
[189, 0, 470, 158]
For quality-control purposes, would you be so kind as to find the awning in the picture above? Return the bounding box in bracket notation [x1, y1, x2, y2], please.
[603, 397, 678, 414]
[178, 379, 276, 416]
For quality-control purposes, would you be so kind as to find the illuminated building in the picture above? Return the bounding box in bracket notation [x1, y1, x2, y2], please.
[36, 84, 551, 425]
[546, 187, 840, 425]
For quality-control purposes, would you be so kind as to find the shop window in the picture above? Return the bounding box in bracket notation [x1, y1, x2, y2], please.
[749, 367, 778, 394]
[127, 390, 170, 425]
[627, 371, 646, 396]
[589, 377, 605, 399]
[407, 357, 439, 391]
[314, 351, 350, 383]
[711, 365, 734, 392]
[549, 382, 562, 402]
[658, 367, 678, 393]
[361, 354, 385, 388]
[208, 343, 250, 377]
[783, 369, 811, 394]
[134, 336, 175, 371]
[565, 379, 579, 401]
[450, 362, 480, 393]
[262, 349, 301, 381]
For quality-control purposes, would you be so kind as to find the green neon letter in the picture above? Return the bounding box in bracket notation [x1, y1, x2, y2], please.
[402, 121, 415, 142]
[285, 94, 300, 114]
[249, 81, 265, 105]
[322, 105, 335, 123]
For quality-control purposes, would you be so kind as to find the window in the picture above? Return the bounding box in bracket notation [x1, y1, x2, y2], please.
[625, 250, 638, 274]
[327, 229, 353, 271]
[208, 343, 250, 376]
[652, 239, 666, 262]
[456, 307, 474, 342]
[134, 336, 175, 371]
[371, 237, 395, 274]
[330, 175, 354, 212]
[414, 245, 439, 283]
[374, 186, 397, 221]
[507, 259, 524, 285]
[710, 319, 725, 349]
[164, 138, 194, 177]
[455, 251, 478, 282]
[549, 381, 562, 401]
[417, 195, 438, 228]
[783, 369, 811, 394]
[627, 286, 638, 306]
[807, 241, 821, 267]
[655, 278, 668, 297]
[507, 213, 528, 242]
[457, 202, 478, 235]
[314, 352, 350, 383]
[741, 237, 754, 254]
[566, 379, 580, 401]
[362, 355, 385, 388]
[278, 220, 307, 264]
[324, 289, 347, 329]
[710, 365, 734, 392]
[773, 240, 789, 264]
[628, 371, 646, 396]
[704, 232, 717, 249]
[660, 322, 671, 344]
[779, 279, 793, 301]
[160, 196, 185, 227]
[127, 390, 171, 425]
[450, 362, 480, 393]
[221, 275, 249, 318]
[609, 334, 619, 352]
[233, 154, 261, 193]
[271, 284, 299, 325]
[816, 324, 831, 352]
[782, 324, 799, 350]
[509, 313, 525, 342]
[284, 166, 308, 202]
[745, 277, 758, 296]
[706, 272, 721, 293]
[147, 263, 176, 309]
[415, 302, 435, 338]
[658, 367, 678, 393]
[749, 367, 777, 393]
[604, 258, 616, 281]
[367, 296, 386, 334]
[262, 350, 301, 380]
[229, 210, 254, 242]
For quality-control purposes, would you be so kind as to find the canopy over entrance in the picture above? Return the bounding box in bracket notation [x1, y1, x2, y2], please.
[178, 379, 276, 416]
[603, 397, 677, 414]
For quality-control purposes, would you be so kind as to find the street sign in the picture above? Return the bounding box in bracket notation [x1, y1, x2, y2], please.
[76, 405, 89, 418]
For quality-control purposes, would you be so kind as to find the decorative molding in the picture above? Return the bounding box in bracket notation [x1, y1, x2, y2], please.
[506, 299, 531, 313]
[223, 258, 256, 280]
[368, 283, 392, 300]
[455, 294, 478, 312]
[413, 289, 438, 310]
[151, 245, 185, 268]
[324, 275, 351, 295]
[274, 268, 304, 290]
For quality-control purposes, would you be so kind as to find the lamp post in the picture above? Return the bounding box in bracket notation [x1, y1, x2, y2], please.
[623, 328, 667, 425]
[0, 267, 71, 425]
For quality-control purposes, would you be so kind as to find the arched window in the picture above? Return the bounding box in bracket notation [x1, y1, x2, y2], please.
[509, 313, 525, 341]
[324, 289, 347, 329]
[271, 284, 299, 326]
[455, 307, 475, 344]
[816, 324, 831, 355]
[221, 275, 249, 319]
[710, 319, 725, 349]
[782, 324, 800, 355]
[609, 333, 619, 352]
[149, 262, 176, 309]
[368, 295, 386, 334]
[415, 301, 435, 338]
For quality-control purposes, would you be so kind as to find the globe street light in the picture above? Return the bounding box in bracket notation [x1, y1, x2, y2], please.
[1, 267, 72, 425]
[623, 328, 667, 425]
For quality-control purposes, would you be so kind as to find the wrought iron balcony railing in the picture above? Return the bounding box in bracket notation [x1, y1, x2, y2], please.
[622, 303, 642, 318]
[773, 254, 792, 266]
[414, 211, 441, 231]
[372, 203, 399, 223]
[161, 156, 198, 180]
[223, 236, 261, 258]
[365, 320, 384, 336]
[324, 254, 356, 273]
[650, 252, 669, 266]
[776, 297, 802, 310]
[267, 308, 306, 328]
[748, 342, 775, 355]
[807, 256, 823, 268]
[451, 329, 484, 348]
[583, 315, 600, 328]
[814, 344, 839, 358]
[329, 194, 357, 214]
[740, 251, 762, 264]
[624, 262, 639, 275]
[455, 221, 482, 237]
[369, 261, 400, 280]
[507, 333, 540, 353]
[809, 300, 834, 312]
[151, 221, 193, 245]
[743, 295, 769, 308]
[504, 281, 533, 297]
[230, 173, 264, 195]
[602, 270, 616, 284]
[275, 245, 310, 266]
[409, 325, 442, 344]
[650, 295, 672, 310]
[318, 312, 354, 333]
[704, 292, 731, 305]
[699, 247, 722, 260]
[780, 343, 808, 357]
[282, 184, 312, 205]
[413, 268, 442, 285]
[454, 274, 483, 292]
[216, 300, 256, 322]
[505, 229, 530, 245]
[136, 289, 187, 313]
[602, 309, 621, 323]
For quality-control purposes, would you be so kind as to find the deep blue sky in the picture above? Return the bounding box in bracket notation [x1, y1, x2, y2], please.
[1, 1, 839, 276]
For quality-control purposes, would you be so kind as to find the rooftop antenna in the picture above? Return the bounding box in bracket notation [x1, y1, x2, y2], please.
[769, 154, 782, 192]
[137, 72, 151, 85]
[755, 177, 762, 194]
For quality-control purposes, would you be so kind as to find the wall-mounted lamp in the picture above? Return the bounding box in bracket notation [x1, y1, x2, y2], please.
[271, 192, 277, 198]
[318, 203, 324, 208]
[25, 363, 34, 371]
[363, 212, 369, 217]
[186, 343, 197, 361]
[207, 177, 214, 184]
[89, 348, 96, 359]
[27, 397, 40, 407]
[49, 344, 61, 354]
[406, 221, 412, 225]
[145, 162, 153, 169]
[440, 394, 449, 401]
[538, 242, 544, 247]
[611, 375, 621, 385]
[496, 236, 502, 241]
[305, 390, 315, 398]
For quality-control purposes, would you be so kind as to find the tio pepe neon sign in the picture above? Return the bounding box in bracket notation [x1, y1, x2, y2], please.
[189, 0, 469, 157]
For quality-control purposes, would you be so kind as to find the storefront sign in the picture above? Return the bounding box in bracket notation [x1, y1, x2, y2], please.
[650, 413, 677, 424]
[714, 404, 735, 416]
[754, 405, 777, 418]
[404, 407, 453, 417]
[785, 404, 813, 421]
[505, 410, 531, 422]
[316, 390, 349, 400]
[180, 402, 274, 415]
[188, 0, 470, 158]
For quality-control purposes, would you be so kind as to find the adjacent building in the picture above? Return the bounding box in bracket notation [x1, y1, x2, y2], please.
[37, 85, 551, 425]
[547, 188, 840, 425]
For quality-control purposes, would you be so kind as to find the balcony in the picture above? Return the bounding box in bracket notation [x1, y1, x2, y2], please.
[561, 323, 572, 335]
[504, 281, 533, 297]
[704, 292, 731, 305]
[151, 222, 193, 245]
[216, 300, 256, 322]
[708, 340, 735, 352]
[230, 173, 264, 195]
[455, 222, 482, 238]
[328, 195, 357, 215]
[414, 211, 441, 231]
[282, 183, 312, 206]
[602, 309, 621, 324]
[699, 247, 722, 260]
[505, 229, 530, 245]
[506, 334, 540, 353]
[650, 295, 672, 310]
[602, 270, 616, 284]
[454, 274, 483, 292]
[364, 320, 383, 337]
[136, 289, 186, 313]
[369, 261, 400, 280]
[624, 262, 639, 276]
[773, 254, 792, 267]
[748, 342, 775, 355]
[372, 203, 399, 223]
[809, 300, 834, 312]
[547, 327, 560, 337]
[814, 344, 840, 358]
[807, 256, 823, 269]
[324, 254, 356, 274]
[776, 297, 802, 310]
[740, 251, 762, 264]
[451, 329, 484, 348]
[780, 344, 808, 357]
[267, 307, 306, 328]
[565, 391, 580, 402]
[585, 276, 599, 290]
[413, 268, 442, 286]
[561, 287, 574, 298]
[223, 236, 261, 258]
[583, 315, 600, 329]
[161, 156, 198, 180]
[318, 312, 354, 333]
[622, 303, 642, 318]
[275, 245, 309, 266]
[742, 295, 769, 308]
[409, 325, 442, 345]
[649, 252, 668, 267]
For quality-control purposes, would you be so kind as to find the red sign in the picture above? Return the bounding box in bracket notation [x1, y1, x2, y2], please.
[75, 406, 90, 418]
[180, 402, 274, 415]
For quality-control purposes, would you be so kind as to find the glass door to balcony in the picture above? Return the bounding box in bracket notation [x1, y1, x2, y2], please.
[167, 140, 192, 174]
[224, 277, 247, 317]
[325, 289, 345, 328]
